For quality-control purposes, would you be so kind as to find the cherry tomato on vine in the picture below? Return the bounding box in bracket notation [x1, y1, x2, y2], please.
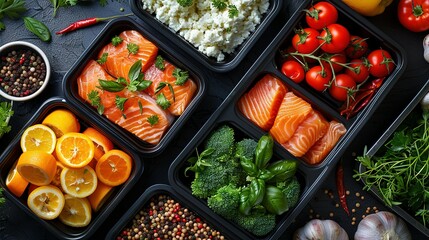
[344, 58, 370, 83]
[367, 49, 395, 78]
[281, 60, 306, 83]
[319, 24, 350, 54]
[306, 65, 332, 91]
[345, 35, 369, 59]
[321, 52, 347, 73]
[292, 28, 320, 54]
[305, 1, 338, 30]
[329, 74, 356, 102]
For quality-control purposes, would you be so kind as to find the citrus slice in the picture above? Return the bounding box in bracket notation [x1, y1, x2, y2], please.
[27, 185, 65, 220]
[88, 180, 113, 212]
[42, 109, 81, 137]
[20, 124, 56, 154]
[56, 132, 95, 168]
[6, 162, 29, 197]
[60, 165, 97, 198]
[51, 161, 66, 191]
[59, 195, 92, 227]
[82, 127, 114, 161]
[16, 151, 57, 186]
[95, 149, 132, 186]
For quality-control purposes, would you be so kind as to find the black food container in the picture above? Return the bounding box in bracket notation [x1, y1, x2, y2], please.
[62, 17, 206, 156]
[168, 0, 406, 239]
[0, 97, 144, 239]
[357, 80, 429, 237]
[130, 0, 282, 72]
[106, 184, 236, 239]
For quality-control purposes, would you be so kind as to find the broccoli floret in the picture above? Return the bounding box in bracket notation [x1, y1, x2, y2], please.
[176, 0, 193, 7]
[236, 210, 276, 236]
[235, 138, 257, 161]
[279, 177, 301, 209]
[204, 125, 235, 161]
[207, 184, 240, 220]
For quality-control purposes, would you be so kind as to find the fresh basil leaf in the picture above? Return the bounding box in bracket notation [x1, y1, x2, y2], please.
[98, 79, 125, 92]
[129, 60, 142, 82]
[136, 80, 152, 91]
[115, 95, 127, 111]
[155, 81, 175, 102]
[23, 17, 51, 42]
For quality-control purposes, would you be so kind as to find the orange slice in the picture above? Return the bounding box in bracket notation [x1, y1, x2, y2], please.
[59, 195, 92, 227]
[60, 165, 97, 198]
[16, 151, 57, 186]
[51, 161, 66, 191]
[56, 132, 95, 168]
[88, 180, 113, 212]
[42, 109, 81, 137]
[6, 162, 29, 197]
[20, 124, 56, 154]
[95, 149, 132, 187]
[82, 127, 114, 161]
[27, 185, 65, 220]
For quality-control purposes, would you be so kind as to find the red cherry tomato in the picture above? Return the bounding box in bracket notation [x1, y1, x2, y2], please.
[367, 49, 395, 78]
[292, 28, 320, 54]
[319, 24, 350, 53]
[329, 74, 357, 102]
[281, 60, 306, 83]
[321, 52, 347, 73]
[344, 58, 370, 83]
[345, 35, 369, 59]
[306, 65, 332, 92]
[305, 1, 338, 30]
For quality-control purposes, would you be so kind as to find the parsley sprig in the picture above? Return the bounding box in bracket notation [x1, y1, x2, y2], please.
[0, 101, 13, 137]
[87, 90, 104, 115]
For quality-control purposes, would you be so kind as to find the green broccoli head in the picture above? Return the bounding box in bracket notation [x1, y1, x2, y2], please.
[236, 210, 276, 237]
[279, 177, 301, 209]
[235, 138, 258, 161]
[207, 184, 240, 220]
[204, 125, 235, 161]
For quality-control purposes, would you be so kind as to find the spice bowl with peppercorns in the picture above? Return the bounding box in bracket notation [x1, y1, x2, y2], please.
[0, 41, 50, 101]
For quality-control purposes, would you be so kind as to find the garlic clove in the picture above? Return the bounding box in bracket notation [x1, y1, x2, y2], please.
[354, 211, 411, 240]
[424, 34, 429, 63]
[294, 219, 348, 240]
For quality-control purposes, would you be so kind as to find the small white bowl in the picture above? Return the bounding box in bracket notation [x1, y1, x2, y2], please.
[0, 41, 51, 101]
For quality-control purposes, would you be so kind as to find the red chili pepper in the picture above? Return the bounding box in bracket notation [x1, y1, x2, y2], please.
[336, 162, 349, 216]
[56, 14, 133, 35]
[340, 78, 384, 119]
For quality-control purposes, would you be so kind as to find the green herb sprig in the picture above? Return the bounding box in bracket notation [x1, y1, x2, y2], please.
[0, 101, 13, 137]
[87, 90, 104, 115]
[0, 0, 27, 31]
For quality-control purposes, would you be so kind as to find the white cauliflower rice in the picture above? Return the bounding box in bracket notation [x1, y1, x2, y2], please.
[141, 0, 270, 62]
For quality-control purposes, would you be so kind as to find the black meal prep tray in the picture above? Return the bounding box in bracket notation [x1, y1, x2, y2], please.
[106, 184, 241, 239]
[0, 97, 144, 240]
[62, 17, 206, 157]
[358, 80, 429, 237]
[130, 0, 282, 73]
[168, 0, 406, 239]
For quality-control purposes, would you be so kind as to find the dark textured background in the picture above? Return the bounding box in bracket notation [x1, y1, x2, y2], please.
[0, 0, 429, 239]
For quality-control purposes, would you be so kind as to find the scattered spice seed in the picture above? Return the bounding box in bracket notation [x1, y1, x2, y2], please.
[355, 202, 361, 208]
[352, 208, 356, 213]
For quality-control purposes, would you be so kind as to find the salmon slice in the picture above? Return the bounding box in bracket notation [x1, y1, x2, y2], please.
[104, 91, 174, 145]
[281, 110, 329, 157]
[98, 30, 158, 80]
[237, 74, 287, 131]
[303, 121, 347, 165]
[269, 92, 312, 144]
[77, 60, 123, 109]
[145, 61, 197, 116]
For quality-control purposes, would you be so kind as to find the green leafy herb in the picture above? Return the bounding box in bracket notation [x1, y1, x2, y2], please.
[23, 17, 51, 42]
[87, 90, 104, 115]
[0, 101, 13, 137]
[127, 43, 139, 55]
[98, 79, 125, 92]
[212, 0, 227, 10]
[228, 4, 238, 18]
[155, 55, 165, 70]
[49, 0, 78, 17]
[172, 68, 189, 85]
[156, 93, 171, 110]
[155, 82, 175, 102]
[115, 95, 128, 111]
[128, 60, 152, 92]
[147, 114, 159, 126]
[97, 52, 108, 64]
[138, 100, 143, 114]
[111, 35, 123, 46]
[0, 0, 27, 31]
[176, 0, 193, 7]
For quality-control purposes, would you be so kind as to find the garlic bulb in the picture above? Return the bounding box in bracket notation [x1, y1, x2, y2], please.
[294, 219, 349, 240]
[421, 91, 429, 110]
[424, 34, 429, 63]
[354, 211, 411, 240]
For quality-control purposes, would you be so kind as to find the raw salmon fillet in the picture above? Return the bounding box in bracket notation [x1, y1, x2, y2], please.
[238, 74, 287, 131]
[104, 91, 174, 145]
[281, 110, 329, 157]
[77, 60, 123, 109]
[98, 30, 158, 80]
[270, 92, 312, 144]
[303, 121, 347, 165]
[145, 61, 197, 116]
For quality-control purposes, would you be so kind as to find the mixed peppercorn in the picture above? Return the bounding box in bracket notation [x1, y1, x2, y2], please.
[117, 194, 225, 240]
[0, 48, 46, 97]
